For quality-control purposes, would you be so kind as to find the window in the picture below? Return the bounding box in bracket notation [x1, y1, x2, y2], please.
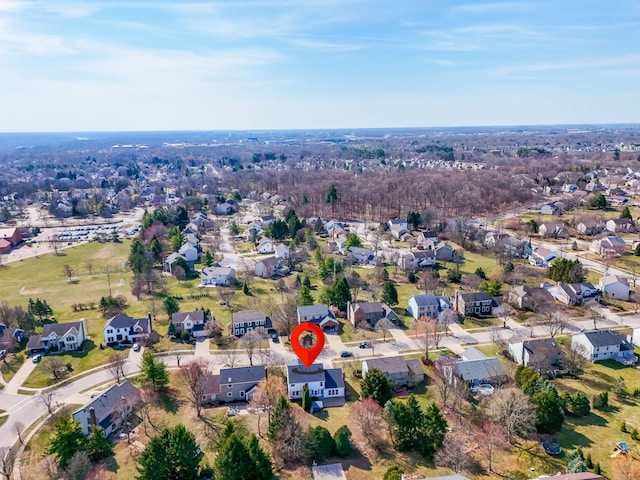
[240, 391, 245, 397]
[228, 384, 232, 388]
[66, 336, 74, 342]
[227, 392, 232, 397]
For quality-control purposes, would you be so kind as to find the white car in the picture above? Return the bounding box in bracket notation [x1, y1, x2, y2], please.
[471, 384, 495, 395]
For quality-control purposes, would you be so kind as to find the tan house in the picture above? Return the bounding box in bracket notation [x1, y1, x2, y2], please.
[361, 356, 424, 390]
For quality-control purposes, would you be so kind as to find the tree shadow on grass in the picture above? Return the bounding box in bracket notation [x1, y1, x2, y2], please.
[154, 388, 181, 414]
[345, 381, 360, 402]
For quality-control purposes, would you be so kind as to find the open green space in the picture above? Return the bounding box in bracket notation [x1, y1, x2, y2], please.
[1, 351, 26, 383]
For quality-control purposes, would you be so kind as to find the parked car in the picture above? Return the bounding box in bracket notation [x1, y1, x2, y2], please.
[340, 351, 353, 358]
[32, 354, 42, 364]
[132, 343, 141, 352]
[359, 341, 371, 349]
[270, 332, 279, 343]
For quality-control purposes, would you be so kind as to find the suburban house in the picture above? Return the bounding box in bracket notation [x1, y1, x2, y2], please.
[590, 236, 627, 258]
[454, 350, 508, 387]
[201, 372, 221, 403]
[399, 251, 436, 271]
[178, 243, 200, 263]
[0, 227, 21, 253]
[346, 301, 399, 328]
[508, 337, 563, 374]
[170, 311, 211, 338]
[297, 304, 339, 331]
[407, 294, 440, 320]
[362, 356, 424, 390]
[571, 330, 637, 365]
[215, 202, 235, 215]
[103, 314, 151, 346]
[540, 203, 559, 215]
[254, 256, 287, 278]
[345, 246, 381, 267]
[598, 275, 630, 300]
[27, 320, 87, 354]
[217, 366, 266, 402]
[539, 222, 570, 239]
[0, 324, 25, 351]
[484, 231, 512, 247]
[274, 243, 290, 259]
[388, 218, 408, 230]
[286, 361, 346, 407]
[576, 221, 605, 236]
[256, 237, 274, 254]
[545, 282, 600, 306]
[72, 381, 141, 436]
[507, 285, 554, 310]
[390, 225, 412, 241]
[606, 218, 636, 233]
[528, 247, 558, 267]
[433, 242, 456, 262]
[164, 252, 188, 274]
[454, 291, 494, 318]
[231, 310, 272, 337]
[201, 266, 235, 286]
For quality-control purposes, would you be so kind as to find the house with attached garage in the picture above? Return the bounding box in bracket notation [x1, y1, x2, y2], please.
[606, 218, 637, 234]
[576, 221, 606, 236]
[454, 349, 508, 387]
[27, 320, 87, 355]
[399, 250, 436, 271]
[345, 246, 382, 266]
[297, 304, 339, 331]
[217, 366, 266, 403]
[347, 301, 399, 328]
[388, 218, 408, 231]
[274, 243, 290, 259]
[362, 356, 424, 390]
[231, 310, 272, 337]
[538, 222, 570, 238]
[254, 256, 288, 278]
[571, 330, 637, 365]
[590, 235, 627, 258]
[256, 237, 274, 254]
[598, 274, 629, 300]
[103, 314, 151, 346]
[407, 293, 441, 320]
[72, 381, 141, 436]
[170, 311, 212, 338]
[545, 281, 600, 306]
[528, 247, 558, 267]
[508, 336, 563, 375]
[286, 360, 346, 407]
[201, 265, 235, 286]
[507, 285, 554, 310]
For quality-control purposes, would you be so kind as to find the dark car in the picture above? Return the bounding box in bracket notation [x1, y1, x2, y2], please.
[270, 332, 279, 343]
[340, 351, 353, 358]
[359, 341, 371, 349]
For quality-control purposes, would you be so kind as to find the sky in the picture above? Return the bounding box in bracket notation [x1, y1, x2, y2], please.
[1, 0, 640, 132]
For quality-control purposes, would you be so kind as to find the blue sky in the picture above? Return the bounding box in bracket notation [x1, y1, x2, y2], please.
[1, 0, 639, 131]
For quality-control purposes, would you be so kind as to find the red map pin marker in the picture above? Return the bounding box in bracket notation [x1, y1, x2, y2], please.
[291, 322, 325, 368]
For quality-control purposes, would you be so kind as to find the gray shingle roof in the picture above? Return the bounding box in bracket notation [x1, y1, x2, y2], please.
[324, 368, 345, 389]
[288, 362, 326, 383]
[456, 358, 506, 382]
[460, 291, 492, 303]
[581, 330, 625, 347]
[411, 294, 439, 307]
[353, 302, 384, 314]
[42, 321, 84, 338]
[73, 381, 140, 429]
[298, 304, 330, 317]
[364, 356, 410, 375]
[219, 366, 265, 384]
[232, 310, 266, 325]
[171, 311, 205, 324]
[105, 315, 150, 334]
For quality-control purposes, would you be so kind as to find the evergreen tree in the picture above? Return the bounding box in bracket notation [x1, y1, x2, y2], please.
[344, 233, 362, 248]
[47, 417, 84, 469]
[139, 352, 169, 391]
[361, 368, 393, 407]
[588, 193, 607, 210]
[137, 424, 201, 480]
[85, 427, 113, 461]
[298, 285, 314, 306]
[149, 236, 163, 264]
[380, 281, 398, 306]
[621, 206, 632, 219]
[479, 279, 502, 296]
[267, 397, 290, 442]
[548, 258, 585, 283]
[163, 296, 180, 318]
[302, 384, 311, 412]
[406, 211, 421, 230]
[532, 390, 565, 434]
[304, 426, 335, 463]
[202, 250, 215, 267]
[334, 425, 353, 457]
[324, 277, 352, 311]
[383, 466, 404, 480]
[243, 281, 250, 295]
[475, 267, 487, 279]
[246, 434, 275, 480]
[447, 268, 462, 283]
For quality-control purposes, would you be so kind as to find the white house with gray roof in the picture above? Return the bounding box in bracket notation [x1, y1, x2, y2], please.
[170, 311, 211, 338]
[73, 381, 140, 436]
[286, 360, 345, 407]
[201, 265, 235, 286]
[27, 320, 86, 354]
[408, 294, 440, 320]
[103, 314, 151, 346]
[571, 329, 637, 364]
[297, 304, 339, 331]
[598, 275, 629, 300]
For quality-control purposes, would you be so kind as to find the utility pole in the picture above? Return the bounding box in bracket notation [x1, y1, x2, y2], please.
[105, 265, 112, 297]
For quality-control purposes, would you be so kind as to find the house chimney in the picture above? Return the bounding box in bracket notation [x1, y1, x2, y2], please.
[89, 407, 97, 426]
[147, 312, 153, 332]
[453, 290, 459, 313]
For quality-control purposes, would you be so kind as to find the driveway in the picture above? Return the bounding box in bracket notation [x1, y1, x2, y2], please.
[321, 332, 347, 360]
[3, 356, 39, 395]
[195, 337, 211, 357]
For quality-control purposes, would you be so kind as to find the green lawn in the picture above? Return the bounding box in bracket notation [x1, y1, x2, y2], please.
[1, 351, 26, 383]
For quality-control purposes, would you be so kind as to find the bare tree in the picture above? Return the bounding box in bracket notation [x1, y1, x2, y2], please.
[40, 456, 59, 480]
[414, 317, 443, 360]
[563, 341, 589, 374]
[612, 455, 640, 480]
[222, 348, 239, 368]
[375, 318, 395, 342]
[85, 261, 94, 276]
[538, 304, 570, 338]
[431, 355, 458, 407]
[249, 376, 288, 438]
[486, 388, 537, 444]
[240, 330, 262, 366]
[438, 308, 459, 336]
[476, 421, 508, 473]
[37, 388, 57, 415]
[217, 286, 236, 311]
[65, 451, 91, 480]
[0, 448, 16, 480]
[585, 300, 603, 330]
[14, 422, 25, 446]
[435, 432, 476, 473]
[273, 296, 299, 338]
[176, 359, 209, 417]
[107, 352, 127, 384]
[418, 270, 440, 293]
[49, 233, 62, 255]
[348, 398, 390, 455]
[494, 302, 514, 329]
[62, 264, 74, 282]
[43, 356, 66, 380]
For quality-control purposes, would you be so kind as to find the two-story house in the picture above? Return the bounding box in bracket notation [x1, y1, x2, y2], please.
[201, 266, 235, 286]
[454, 291, 494, 318]
[231, 310, 272, 337]
[538, 222, 570, 239]
[361, 356, 424, 390]
[104, 314, 151, 346]
[346, 301, 399, 328]
[72, 381, 141, 435]
[545, 282, 600, 306]
[528, 247, 558, 267]
[407, 294, 440, 320]
[170, 311, 211, 338]
[254, 256, 281, 278]
[507, 285, 554, 310]
[399, 251, 436, 271]
[590, 236, 627, 258]
[286, 361, 345, 407]
[598, 274, 630, 300]
[297, 304, 339, 331]
[345, 247, 381, 267]
[218, 366, 266, 403]
[576, 221, 605, 236]
[256, 238, 274, 254]
[571, 330, 636, 365]
[508, 336, 563, 374]
[27, 320, 87, 355]
[606, 218, 637, 234]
